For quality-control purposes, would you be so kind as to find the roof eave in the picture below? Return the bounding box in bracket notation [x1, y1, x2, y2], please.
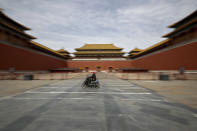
[0, 10, 31, 30]
[73, 53, 125, 54]
[30, 41, 67, 58]
[0, 21, 36, 39]
[168, 9, 197, 28]
[75, 48, 123, 50]
[132, 39, 169, 57]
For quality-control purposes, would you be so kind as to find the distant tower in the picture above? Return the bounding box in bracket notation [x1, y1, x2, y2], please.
[128, 48, 142, 58]
[73, 43, 126, 61]
[56, 49, 70, 58]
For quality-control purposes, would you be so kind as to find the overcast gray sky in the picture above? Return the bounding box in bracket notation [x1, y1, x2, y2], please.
[0, 0, 197, 54]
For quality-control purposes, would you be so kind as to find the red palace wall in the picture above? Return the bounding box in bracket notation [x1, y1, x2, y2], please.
[0, 43, 67, 71]
[67, 60, 132, 70]
[130, 42, 197, 70]
[1, 41, 197, 71]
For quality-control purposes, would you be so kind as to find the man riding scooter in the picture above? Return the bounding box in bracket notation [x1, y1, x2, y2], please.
[82, 72, 99, 88]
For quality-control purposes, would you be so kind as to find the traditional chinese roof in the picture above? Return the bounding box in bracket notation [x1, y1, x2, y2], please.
[130, 39, 170, 58]
[57, 49, 70, 54]
[0, 9, 30, 30]
[56, 49, 70, 57]
[75, 44, 123, 50]
[163, 17, 197, 38]
[132, 48, 142, 52]
[73, 51, 126, 54]
[0, 9, 35, 39]
[128, 48, 142, 54]
[163, 10, 197, 38]
[0, 20, 36, 39]
[30, 41, 68, 59]
[130, 10, 197, 59]
[168, 10, 197, 28]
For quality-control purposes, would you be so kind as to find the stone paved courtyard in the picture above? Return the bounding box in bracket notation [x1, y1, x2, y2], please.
[0, 74, 197, 131]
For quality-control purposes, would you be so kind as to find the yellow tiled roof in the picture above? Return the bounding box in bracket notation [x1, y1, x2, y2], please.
[129, 52, 139, 56]
[73, 51, 126, 54]
[0, 20, 36, 39]
[129, 48, 143, 54]
[132, 39, 169, 56]
[132, 48, 142, 52]
[168, 10, 197, 28]
[31, 41, 67, 57]
[163, 17, 197, 37]
[75, 44, 123, 50]
[0, 10, 30, 30]
[57, 49, 70, 54]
